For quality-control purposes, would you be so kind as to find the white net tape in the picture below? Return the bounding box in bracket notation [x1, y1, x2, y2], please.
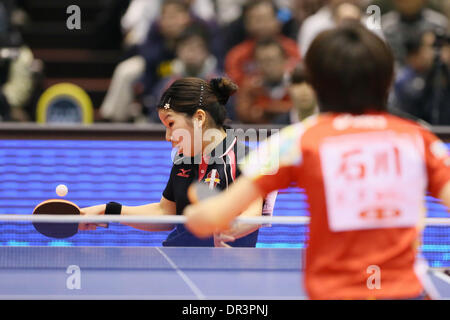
[0, 214, 448, 226]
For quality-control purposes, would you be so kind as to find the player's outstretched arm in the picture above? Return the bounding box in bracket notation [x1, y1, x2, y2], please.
[120, 196, 177, 231]
[80, 196, 176, 232]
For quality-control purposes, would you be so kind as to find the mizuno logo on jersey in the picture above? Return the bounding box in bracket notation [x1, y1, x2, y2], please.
[177, 169, 191, 178]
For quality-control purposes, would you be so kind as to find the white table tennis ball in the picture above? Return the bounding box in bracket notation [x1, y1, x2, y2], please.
[56, 184, 68, 197]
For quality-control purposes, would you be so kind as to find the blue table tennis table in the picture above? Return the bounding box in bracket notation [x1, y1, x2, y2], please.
[0, 247, 449, 300]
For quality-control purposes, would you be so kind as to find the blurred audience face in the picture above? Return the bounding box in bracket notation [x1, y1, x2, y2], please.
[160, 3, 191, 40]
[333, 2, 362, 24]
[290, 82, 317, 110]
[392, 0, 426, 17]
[244, 1, 281, 40]
[255, 43, 286, 83]
[177, 36, 209, 73]
[329, 0, 361, 9]
[407, 32, 435, 73]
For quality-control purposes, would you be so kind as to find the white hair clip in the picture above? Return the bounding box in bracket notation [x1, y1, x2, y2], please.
[164, 98, 171, 110]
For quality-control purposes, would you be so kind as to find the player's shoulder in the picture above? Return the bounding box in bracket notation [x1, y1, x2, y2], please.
[385, 113, 433, 133]
[383, 114, 446, 149]
[398, 117, 449, 160]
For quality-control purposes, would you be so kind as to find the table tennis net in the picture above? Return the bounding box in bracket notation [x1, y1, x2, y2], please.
[0, 218, 448, 268]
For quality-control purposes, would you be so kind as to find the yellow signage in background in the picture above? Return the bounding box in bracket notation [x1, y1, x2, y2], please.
[36, 83, 93, 124]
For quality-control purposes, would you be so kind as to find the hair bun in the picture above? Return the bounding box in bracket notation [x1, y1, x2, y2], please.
[209, 78, 238, 105]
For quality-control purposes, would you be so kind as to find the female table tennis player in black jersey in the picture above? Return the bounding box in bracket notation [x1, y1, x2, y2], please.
[79, 77, 266, 247]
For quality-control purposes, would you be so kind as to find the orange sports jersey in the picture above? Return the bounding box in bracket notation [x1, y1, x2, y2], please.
[241, 112, 450, 300]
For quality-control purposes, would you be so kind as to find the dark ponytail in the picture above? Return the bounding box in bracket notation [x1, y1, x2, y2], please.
[157, 77, 238, 128]
[209, 78, 238, 105]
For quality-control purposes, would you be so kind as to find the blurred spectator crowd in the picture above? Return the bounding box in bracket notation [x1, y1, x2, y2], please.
[1, 0, 450, 126]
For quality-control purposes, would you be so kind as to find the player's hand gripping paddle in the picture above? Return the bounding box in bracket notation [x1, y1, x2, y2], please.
[32, 199, 107, 238]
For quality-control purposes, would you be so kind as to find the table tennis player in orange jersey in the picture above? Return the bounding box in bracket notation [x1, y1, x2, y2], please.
[184, 22, 450, 300]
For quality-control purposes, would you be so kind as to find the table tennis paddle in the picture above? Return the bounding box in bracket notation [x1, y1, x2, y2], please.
[32, 199, 107, 238]
[188, 182, 220, 204]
